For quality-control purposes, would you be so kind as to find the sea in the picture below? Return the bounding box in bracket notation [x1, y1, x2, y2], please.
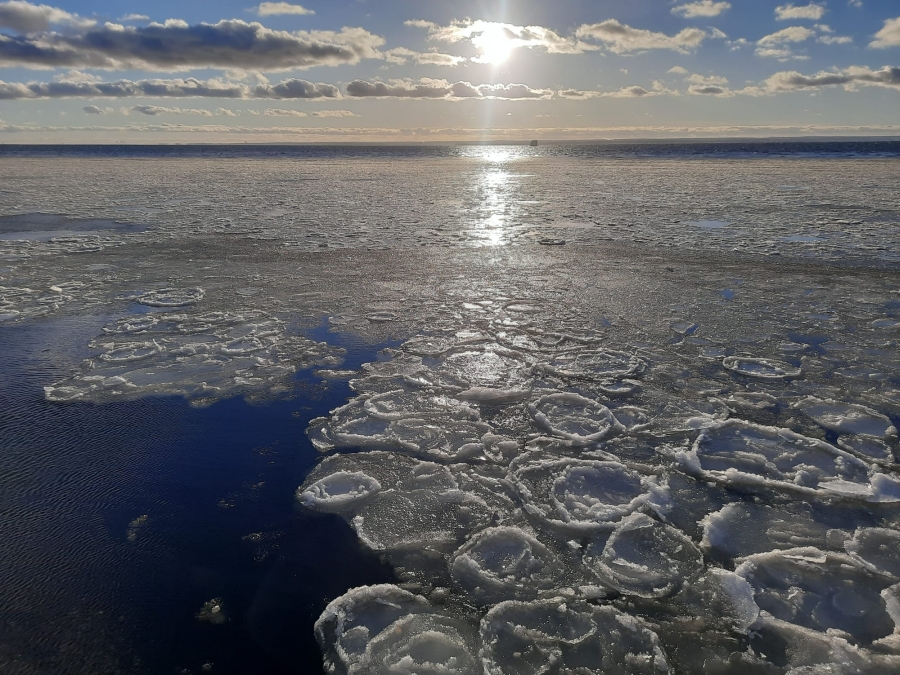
[1, 141, 900, 675]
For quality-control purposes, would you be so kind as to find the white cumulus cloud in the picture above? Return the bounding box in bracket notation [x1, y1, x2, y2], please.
[775, 3, 827, 21]
[253, 3, 314, 17]
[870, 17, 900, 49]
[671, 1, 732, 18]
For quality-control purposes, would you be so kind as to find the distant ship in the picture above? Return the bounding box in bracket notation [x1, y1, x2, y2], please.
[530, 140, 539, 147]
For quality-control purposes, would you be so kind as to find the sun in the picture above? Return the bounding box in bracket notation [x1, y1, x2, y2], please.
[473, 25, 515, 65]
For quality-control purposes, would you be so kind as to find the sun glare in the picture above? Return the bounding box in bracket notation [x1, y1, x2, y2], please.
[473, 25, 515, 65]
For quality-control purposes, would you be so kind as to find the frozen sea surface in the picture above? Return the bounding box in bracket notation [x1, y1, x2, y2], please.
[2, 143, 900, 674]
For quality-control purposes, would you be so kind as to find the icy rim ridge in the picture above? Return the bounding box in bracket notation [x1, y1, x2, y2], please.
[299, 324, 900, 675]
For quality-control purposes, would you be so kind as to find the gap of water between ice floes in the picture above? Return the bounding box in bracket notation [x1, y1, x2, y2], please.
[0, 315, 401, 675]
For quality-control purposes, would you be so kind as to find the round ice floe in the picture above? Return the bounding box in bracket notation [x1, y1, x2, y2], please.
[480, 600, 670, 675]
[671, 420, 900, 502]
[528, 393, 624, 445]
[725, 391, 778, 411]
[435, 347, 532, 399]
[838, 435, 896, 465]
[612, 406, 652, 432]
[314, 584, 431, 674]
[402, 335, 458, 357]
[97, 341, 162, 362]
[845, 528, 900, 579]
[701, 503, 834, 561]
[736, 547, 898, 645]
[102, 315, 159, 334]
[795, 397, 897, 439]
[364, 390, 479, 421]
[358, 612, 479, 675]
[509, 453, 666, 534]
[495, 328, 594, 354]
[722, 356, 801, 379]
[536, 349, 647, 381]
[297, 471, 381, 513]
[353, 488, 493, 552]
[583, 513, 703, 598]
[389, 419, 492, 462]
[135, 287, 204, 307]
[449, 526, 566, 603]
[219, 337, 264, 355]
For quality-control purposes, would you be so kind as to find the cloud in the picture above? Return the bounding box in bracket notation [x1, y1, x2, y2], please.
[687, 73, 729, 86]
[671, 1, 732, 18]
[870, 17, 900, 49]
[129, 105, 215, 116]
[82, 104, 112, 114]
[558, 81, 677, 99]
[253, 79, 340, 99]
[344, 78, 553, 100]
[688, 84, 732, 95]
[818, 34, 852, 44]
[575, 19, 715, 53]
[478, 83, 555, 99]
[118, 14, 148, 22]
[848, 0, 862, 7]
[756, 25, 816, 59]
[758, 26, 817, 45]
[263, 108, 354, 118]
[310, 109, 357, 117]
[0, 19, 384, 71]
[406, 18, 595, 58]
[775, 3, 827, 20]
[760, 65, 900, 92]
[383, 47, 466, 67]
[668, 65, 690, 74]
[265, 108, 307, 117]
[0, 76, 341, 100]
[0, 0, 95, 32]
[252, 3, 314, 17]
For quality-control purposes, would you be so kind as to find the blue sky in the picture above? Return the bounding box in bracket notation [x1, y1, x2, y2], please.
[0, 0, 899, 141]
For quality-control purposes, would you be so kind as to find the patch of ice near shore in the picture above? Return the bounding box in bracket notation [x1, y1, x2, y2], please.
[301, 324, 900, 673]
[44, 310, 341, 404]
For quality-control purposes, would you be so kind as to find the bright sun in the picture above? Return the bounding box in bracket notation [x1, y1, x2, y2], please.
[473, 25, 515, 65]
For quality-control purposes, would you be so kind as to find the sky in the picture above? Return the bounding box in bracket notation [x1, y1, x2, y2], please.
[0, 0, 899, 142]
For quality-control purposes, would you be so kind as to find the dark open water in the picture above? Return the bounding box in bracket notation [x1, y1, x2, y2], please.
[0, 318, 396, 675]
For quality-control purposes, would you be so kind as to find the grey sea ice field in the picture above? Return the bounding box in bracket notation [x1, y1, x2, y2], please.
[3, 147, 900, 674]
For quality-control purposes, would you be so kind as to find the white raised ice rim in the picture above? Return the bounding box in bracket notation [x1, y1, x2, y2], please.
[480, 599, 670, 675]
[722, 356, 801, 379]
[795, 396, 898, 439]
[296, 471, 382, 513]
[135, 286, 205, 307]
[735, 547, 900, 657]
[527, 392, 625, 445]
[583, 513, 704, 599]
[449, 526, 569, 604]
[509, 453, 668, 534]
[669, 419, 900, 502]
